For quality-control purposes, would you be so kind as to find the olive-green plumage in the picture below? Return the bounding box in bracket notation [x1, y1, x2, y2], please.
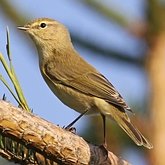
[18, 18, 153, 149]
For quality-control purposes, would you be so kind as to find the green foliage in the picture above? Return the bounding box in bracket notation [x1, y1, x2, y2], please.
[0, 27, 30, 112]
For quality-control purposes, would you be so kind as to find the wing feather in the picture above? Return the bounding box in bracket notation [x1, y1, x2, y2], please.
[44, 59, 131, 111]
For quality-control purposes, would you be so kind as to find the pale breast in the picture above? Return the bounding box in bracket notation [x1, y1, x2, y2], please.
[43, 74, 97, 114]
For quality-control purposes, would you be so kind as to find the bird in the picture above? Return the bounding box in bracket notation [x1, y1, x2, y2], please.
[18, 18, 153, 149]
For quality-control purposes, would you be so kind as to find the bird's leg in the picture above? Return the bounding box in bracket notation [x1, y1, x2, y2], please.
[101, 114, 107, 147]
[65, 109, 89, 130]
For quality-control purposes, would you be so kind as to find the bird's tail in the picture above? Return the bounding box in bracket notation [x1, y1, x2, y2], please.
[108, 107, 153, 149]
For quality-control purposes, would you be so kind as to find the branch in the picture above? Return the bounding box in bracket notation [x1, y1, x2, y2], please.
[0, 100, 130, 165]
[79, 0, 129, 27]
[0, 0, 28, 24]
[71, 33, 144, 67]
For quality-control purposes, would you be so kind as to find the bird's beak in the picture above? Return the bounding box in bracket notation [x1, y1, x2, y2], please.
[17, 26, 29, 31]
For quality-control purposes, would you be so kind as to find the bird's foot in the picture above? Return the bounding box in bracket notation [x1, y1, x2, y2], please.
[63, 125, 77, 134]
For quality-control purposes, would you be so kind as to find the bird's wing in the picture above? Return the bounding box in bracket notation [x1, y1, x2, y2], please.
[43, 60, 131, 112]
[67, 72, 131, 111]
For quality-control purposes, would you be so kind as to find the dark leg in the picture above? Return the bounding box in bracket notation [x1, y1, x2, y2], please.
[101, 114, 107, 147]
[65, 109, 89, 130]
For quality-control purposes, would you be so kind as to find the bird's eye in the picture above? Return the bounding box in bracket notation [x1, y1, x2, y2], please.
[40, 22, 47, 28]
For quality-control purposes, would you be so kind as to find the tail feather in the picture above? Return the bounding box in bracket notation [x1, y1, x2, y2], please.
[140, 132, 153, 149]
[109, 109, 153, 149]
[120, 117, 143, 146]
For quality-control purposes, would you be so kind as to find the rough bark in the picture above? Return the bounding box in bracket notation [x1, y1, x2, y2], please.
[0, 100, 130, 165]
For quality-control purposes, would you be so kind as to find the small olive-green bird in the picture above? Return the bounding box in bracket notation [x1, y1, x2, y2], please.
[18, 18, 152, 149]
